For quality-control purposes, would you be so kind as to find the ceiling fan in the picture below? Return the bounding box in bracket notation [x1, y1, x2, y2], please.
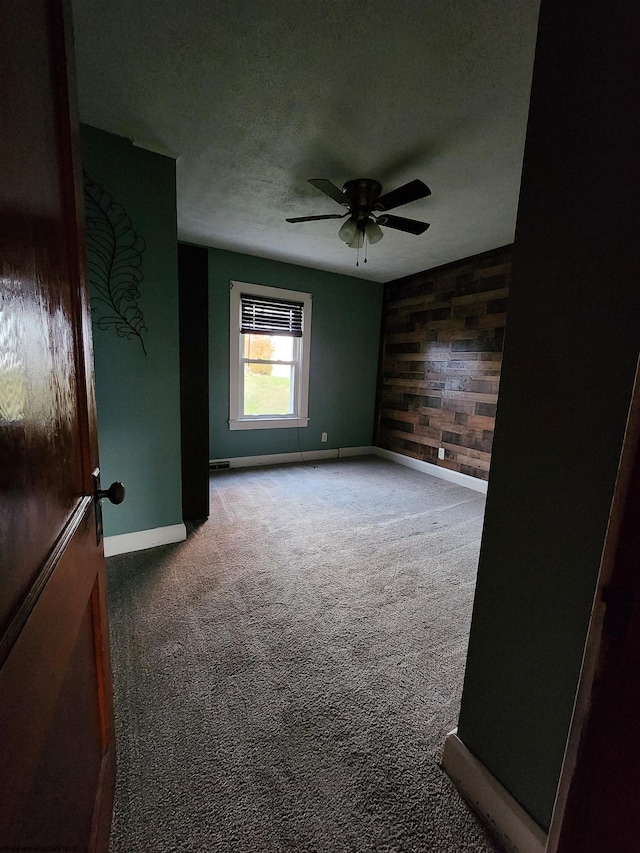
[286, 178, 431, 252]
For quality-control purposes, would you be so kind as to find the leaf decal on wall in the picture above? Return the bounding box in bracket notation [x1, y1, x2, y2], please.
[83, 173, 148, 354]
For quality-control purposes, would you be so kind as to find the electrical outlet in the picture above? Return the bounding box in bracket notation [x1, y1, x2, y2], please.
[321, 432, 328, 443]
[438, 447, 445, 460]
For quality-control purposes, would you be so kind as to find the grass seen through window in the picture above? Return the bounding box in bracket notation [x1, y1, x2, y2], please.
[243, 373, 292, 415]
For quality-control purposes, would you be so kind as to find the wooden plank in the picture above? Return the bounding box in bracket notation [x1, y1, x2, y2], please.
[477, 314, 508, 330]
[386, 330, 431, 344]
[413, 423, 442, 440]
[391, 292, 441, 309]
[385, 429, 439, 449]
[438, 459, 462, 472]
[443, 390, 498, 404]
[451, 286, 509, 307]
[446, 447, 492, 465]
[466, 414, 497, 431]
[381, 409, 420, 424]
[476, 263, 511, 278]
[375, 247, 511, 473]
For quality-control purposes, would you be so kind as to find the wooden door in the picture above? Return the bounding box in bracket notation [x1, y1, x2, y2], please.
[546, 359, 640, 852]
[0, 1, 115, 849]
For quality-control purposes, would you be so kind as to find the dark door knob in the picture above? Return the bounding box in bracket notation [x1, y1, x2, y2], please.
[97, 481, 126, 505]
[91, 468, 125, 546]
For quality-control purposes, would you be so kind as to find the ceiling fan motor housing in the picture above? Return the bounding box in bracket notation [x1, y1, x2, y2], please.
[286, 176, 430, 238]
[342, 179, 382, 222]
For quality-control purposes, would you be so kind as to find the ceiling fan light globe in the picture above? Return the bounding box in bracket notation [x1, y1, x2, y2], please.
[338, 217, 358, 244]
[365, 219, 383, 244]
[348, 229, 365, 249]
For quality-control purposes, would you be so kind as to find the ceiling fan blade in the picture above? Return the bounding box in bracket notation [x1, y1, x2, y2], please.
[308, 178, 349, 205]
[375, 179, 431, 211]
[285, 213, 346, 223]
[378, 214, 430, 235]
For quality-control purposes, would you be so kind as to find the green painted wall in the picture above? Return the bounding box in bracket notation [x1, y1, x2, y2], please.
[208, 249, 382, 459]
[81, 125, 182, 536]
[457, 3, 639, 831]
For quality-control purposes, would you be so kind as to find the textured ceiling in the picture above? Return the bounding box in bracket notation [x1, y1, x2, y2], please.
[72, 0, 540, 283]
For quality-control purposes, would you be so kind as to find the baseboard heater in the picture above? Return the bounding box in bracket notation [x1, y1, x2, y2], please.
[208, 448, 374, 472]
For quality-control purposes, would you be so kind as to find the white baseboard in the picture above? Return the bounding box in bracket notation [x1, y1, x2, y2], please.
[441, 731, 547, 853]
[104, 523, 187, 557]
[209, 446, 375, 469]
[373, 447, 488, 494]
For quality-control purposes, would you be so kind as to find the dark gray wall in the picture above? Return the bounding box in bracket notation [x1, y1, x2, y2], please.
[457, 1, 640, 830]
[82, 125, 182, 537]
[208, 249, 383, 460]
[179, 243, 209, 521]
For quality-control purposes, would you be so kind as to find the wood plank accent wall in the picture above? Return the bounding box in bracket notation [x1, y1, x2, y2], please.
[374, 246, 512, 481]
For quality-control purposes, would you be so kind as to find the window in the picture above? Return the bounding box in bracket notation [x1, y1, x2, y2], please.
[229, 281, 312, 430]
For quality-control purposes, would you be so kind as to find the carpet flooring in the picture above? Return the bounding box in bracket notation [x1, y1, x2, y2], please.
[106, 456, 502, 852]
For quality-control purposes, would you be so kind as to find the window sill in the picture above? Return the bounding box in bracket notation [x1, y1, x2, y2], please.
[229, 417, 309, 431]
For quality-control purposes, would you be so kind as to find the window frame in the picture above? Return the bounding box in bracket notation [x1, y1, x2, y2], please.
[229, 281, 312, 431]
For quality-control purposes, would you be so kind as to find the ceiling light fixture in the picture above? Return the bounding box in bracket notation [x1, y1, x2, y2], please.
[287, 177, 431, 266]
[338, 217, 358, 244]
[339, 216, 384, 250]
[364, 218, 383, 245]
[348, 226, 365, 250]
